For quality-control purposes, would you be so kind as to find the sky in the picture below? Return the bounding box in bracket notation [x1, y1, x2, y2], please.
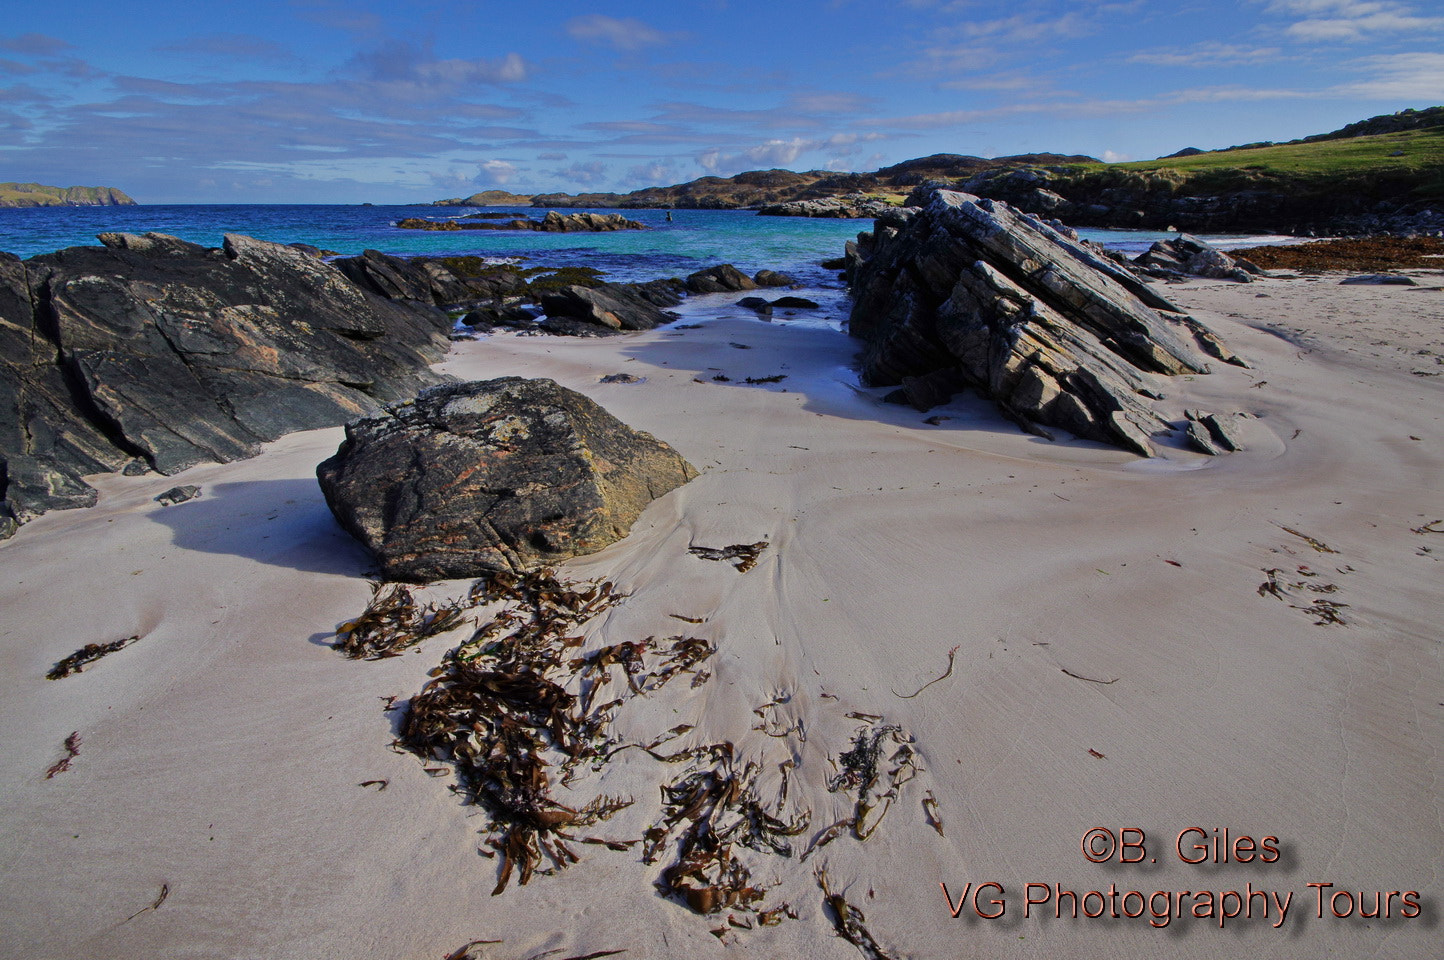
[0, 0, 1440, 203]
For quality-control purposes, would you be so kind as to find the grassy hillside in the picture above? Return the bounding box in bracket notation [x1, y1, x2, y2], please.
[0, 183, 137, 207]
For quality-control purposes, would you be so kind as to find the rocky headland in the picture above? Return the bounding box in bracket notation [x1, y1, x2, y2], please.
[0, 183, 136, 208]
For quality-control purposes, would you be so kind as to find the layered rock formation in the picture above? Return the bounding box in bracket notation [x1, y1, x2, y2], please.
[537, 279, 684, 336]
[1133, 235, 1264, 282]
[316, 378, 697, 580]
[847, 191, 1243, 456]
[0, 233, 453, 538]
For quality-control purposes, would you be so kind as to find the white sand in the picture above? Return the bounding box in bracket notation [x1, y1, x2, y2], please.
[1, 274, 1440, 959]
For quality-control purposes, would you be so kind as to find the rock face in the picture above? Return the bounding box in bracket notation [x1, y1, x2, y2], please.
[396, 211, 647, 232]
[757, 194, 898, 219]
[1133, 235, 1263, 282]
[316, 378, 697, 580]
[847, 191, 1243, 456]
[0, 233, 453, 537]
[334, 250, 527, 309]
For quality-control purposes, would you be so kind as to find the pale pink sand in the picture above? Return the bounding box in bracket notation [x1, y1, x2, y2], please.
[0, 275, 1439, 959]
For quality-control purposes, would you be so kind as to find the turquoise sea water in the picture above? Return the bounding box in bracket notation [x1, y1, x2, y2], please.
[0, 204, 1279, 287]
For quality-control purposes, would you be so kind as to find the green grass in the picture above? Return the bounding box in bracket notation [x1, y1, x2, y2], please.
[1053, 128, 1444, 200]
[1104, 128, 1444, 177]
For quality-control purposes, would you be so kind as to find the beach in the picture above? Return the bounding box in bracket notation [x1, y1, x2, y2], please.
[0, 270, 1440, 959]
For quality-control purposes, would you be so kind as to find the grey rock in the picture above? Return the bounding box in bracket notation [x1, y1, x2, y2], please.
[0, 234, 454, 534]
[847, 190, 1241, 456]
[771, 296, 820, 309]
[1184, 409, 1248, 455]
[121, 460, 151, 477]
[758, 194, 897, 219]
[316, 378, 697, 580]
[1340, 273, 1417, 286]
[752, 270, 794, 287]
[1134, 234, 1261, 282]
[538, 283, 675, 332]
[736, 297, 773, 316]
[684, 264, 758, 294]
[154, 484, 201, 505]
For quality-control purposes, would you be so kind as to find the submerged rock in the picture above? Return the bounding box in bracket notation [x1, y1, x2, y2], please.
[847, 190, 1243, 456]
[316, 378, 697, 580]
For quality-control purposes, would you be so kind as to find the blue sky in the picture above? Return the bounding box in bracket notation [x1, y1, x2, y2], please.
[1, 0, 1440, 202]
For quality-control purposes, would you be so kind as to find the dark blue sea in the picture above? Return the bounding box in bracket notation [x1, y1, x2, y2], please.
[0, 204, 1282, 288]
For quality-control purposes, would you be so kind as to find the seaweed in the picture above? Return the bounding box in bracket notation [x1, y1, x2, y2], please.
[333, 582, 474, 660]
[123, 883, 169, 923]
[1276, 523, 1338, 553]
[643, 747, 810, 915]
[689, 541, 768, 573]
[47, 636, 140, 679]
[817, 867, 901, 960]
[891, 645, 958, 699]
[1258, 566, 1349, 625]
[743, 375, 788, 384]
[45, 732, 81, 779]
[397, 570, 725, 896]
[828, 721, 918, 841]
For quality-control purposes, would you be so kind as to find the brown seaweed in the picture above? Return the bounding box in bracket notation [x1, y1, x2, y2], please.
[333, 582, 474, 660]
[817, 867, 901, 960]
[47, 636, 140, 680]
[1276, 524, 1338, 554]
[891, 645, 958, 699]
[688, 542, 769, 573]
[828, 721, 918, 841]
[45, 732, 81, 779]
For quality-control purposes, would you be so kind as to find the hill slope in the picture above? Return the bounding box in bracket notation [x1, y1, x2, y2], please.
[0, 183, 137, 207]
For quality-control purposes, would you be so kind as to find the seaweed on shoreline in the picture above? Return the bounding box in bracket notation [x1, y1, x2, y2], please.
[828, 721, 919, 841]
[333, 582, 474, 660]
[47, 636, 140, 679]
[689, 541, 768, 573]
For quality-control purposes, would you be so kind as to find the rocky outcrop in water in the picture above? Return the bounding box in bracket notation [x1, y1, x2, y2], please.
[316, 378, 697, 580]
[0, 182, 136, 207]
[396, 211, 647, 232]
[847, 191, 1243, 456]
[0, 233, 454, 538]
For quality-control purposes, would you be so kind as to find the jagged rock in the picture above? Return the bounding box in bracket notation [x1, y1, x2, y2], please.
[1184, 409, 1248, 455]
[538, 283, 676, 333]
[847, 190, 1242, 456]
[1133, 234, 1262, 282]
[1339, 273, 1417, 285]
[684, 264, 758, 294]
[316, 378, 697, 580]
[461, 304, 535, 331]
[154, 484, 201, 505]
[334, 250, 527, 308]
[752, 270, 794, 287]
[0, 233, 453, 534]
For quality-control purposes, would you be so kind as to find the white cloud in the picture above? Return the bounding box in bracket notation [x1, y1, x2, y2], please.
[1330, 51, 1444, 98]
[1264, 0, 1444, 39]
[565, 14, 677, 51]
[552, 160, 607, 185]
[1129, 43, 1284, 67]
[1102, 150, 1131, 162]
[476, 159, 517, 186]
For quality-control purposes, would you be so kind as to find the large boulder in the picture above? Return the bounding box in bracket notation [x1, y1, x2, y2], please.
[1133, 234, 1262, 282]
[0, 233, 453, 537]
[684, 264, 757, 294]
[316, 378, 697, 580]
[847, 190, 1244, 456]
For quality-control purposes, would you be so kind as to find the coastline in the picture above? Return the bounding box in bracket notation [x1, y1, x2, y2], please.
[1, 267, 1439, 958]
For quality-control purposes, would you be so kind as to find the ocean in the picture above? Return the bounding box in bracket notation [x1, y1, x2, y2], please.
[0, 204, 1287, 290]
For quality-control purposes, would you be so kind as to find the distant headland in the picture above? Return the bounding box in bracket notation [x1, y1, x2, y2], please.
[0, 183, 137, 208]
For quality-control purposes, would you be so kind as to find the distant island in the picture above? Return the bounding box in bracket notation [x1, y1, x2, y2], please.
[432, 190, 535, 206]
[433, 106, 1444, 235]
[0, 183, 136, 208]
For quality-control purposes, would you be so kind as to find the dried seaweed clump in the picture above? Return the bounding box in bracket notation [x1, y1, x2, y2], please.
[643, 743, 810, 915]
[400, 569, 723, 896]
[827, 721, 919, 840]
[333, 582, 474, 660]
[1258, 566, 1349, 625]
[817, 867, 901, 960]
[47, 636, 139, 679]
[689, 541, 769, 573]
